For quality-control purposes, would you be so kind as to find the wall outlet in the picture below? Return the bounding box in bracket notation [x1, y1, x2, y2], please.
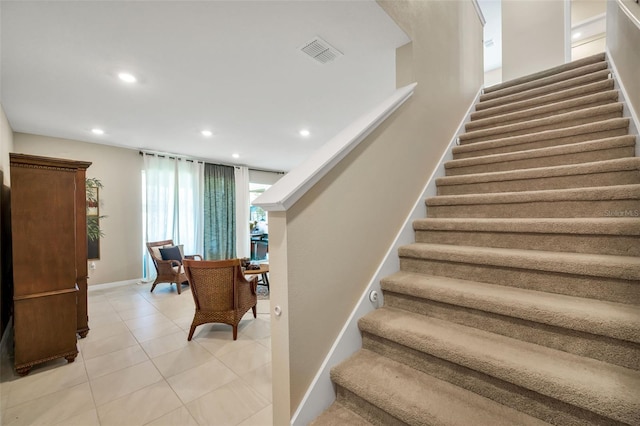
[89, 262, 96, 270]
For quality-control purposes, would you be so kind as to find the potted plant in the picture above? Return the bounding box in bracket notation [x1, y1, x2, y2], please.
[86, 178, 106, 259]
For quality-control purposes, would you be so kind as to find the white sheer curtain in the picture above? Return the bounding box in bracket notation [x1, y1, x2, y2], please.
[235, 166, 250, 259]
[176, 159, 204, 256]
[143, 155, 176, 241]
[142, 153, 204, 280]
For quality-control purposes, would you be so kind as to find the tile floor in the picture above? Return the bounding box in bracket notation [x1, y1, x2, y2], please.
[0, 281, 273, 426]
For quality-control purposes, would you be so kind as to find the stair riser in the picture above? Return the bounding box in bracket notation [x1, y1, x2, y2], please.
[362, 333, 623, 426]
[447, 145, 635, 175]
[437, 170, 640, 195]
[383, 292, 640, 371]
[453, 127, 631, 161]
[414, 230, 640, 257]
[335, 387, 403, 426]
[464, 90, 619, 132]
[472, 80, 615, 121]
[465, 94, 618, 132]
[483, 53, 605, 94]
[426, 199, 640, 219]
[476, 71, 610, 112]
[398, 257, 639, 304]
[480, 62, 609, 102]
[461, 111, 623, 145]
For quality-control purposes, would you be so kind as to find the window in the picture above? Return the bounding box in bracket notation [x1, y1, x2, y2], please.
[249, 183, 270, 260]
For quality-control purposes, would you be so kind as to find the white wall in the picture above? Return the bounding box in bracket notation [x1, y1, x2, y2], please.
[0, 105, 13, 186]
[607, 0, 640, 132]
[13, 134, 143, 285]
[0, 105, 14, 338]
[572, 0, 606, 22]
[572, 36, 606, 60]
[502, 0, 567, 81]
[484, 67, 503, 87]
[269, 1, 484, 422]
[249, 169, 283, 185]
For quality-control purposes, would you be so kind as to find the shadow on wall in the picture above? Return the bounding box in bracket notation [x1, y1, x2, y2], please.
[0, 170, 13, 339]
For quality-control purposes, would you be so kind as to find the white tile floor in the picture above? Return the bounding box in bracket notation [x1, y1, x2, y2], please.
[0, 281, 273, 426]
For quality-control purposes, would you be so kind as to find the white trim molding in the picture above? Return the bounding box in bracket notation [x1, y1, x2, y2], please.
[87, 278, 143, 292]
[564, 0, 572, 63]
[606, 50, 640, 156]
[472, 0, 487, 26]
[617, 0, 640, 29]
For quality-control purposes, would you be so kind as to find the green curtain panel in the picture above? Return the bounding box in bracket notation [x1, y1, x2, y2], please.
[203, 163, 236, 260]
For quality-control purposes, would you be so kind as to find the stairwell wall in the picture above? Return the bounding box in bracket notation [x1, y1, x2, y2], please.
[269, 1, 483, 423]
[0, 105, 14, 340]
[502, 0, 567, 81]
[607, 0, 640, 139]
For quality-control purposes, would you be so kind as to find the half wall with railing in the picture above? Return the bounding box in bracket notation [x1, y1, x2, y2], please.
[253, 2, 484, 424]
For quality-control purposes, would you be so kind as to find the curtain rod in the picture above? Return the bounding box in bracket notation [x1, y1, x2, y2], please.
[140, 151, 203, 164]
[139, 150, 285, 174]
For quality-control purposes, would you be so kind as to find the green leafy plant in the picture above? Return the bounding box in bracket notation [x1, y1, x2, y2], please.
[86, 178, 106, 242]
[87, 216, 103, 242]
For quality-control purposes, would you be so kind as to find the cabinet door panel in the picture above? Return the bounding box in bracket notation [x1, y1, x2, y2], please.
[11, 167, 77, 296]
[14, 291, 78, 370]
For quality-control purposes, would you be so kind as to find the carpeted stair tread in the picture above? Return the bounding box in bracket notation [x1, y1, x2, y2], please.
[447, 133, 634, 172]
[427, 183, 640, 206]
[475, 69, 611, 112]
[381, 271, 640, 344]
[479, 61, 608, 103]
[457, 117, 629, 149]
[426, 185, 640, 219]
[453, 121, 632, 161]
[471, 79, 615, 121]
[331, 349, 550, 426]
[483, 53, 605, 94]
[459, 103, 623, 144]
[437, 157, 640, 189]
[465, 90, 619, 132]
[315, 55, 640, 425]
[310, 401, 374, 426]
[412, 217, 640, 256]
[412, 217, 640, 235]
[398, 243, 640, 281]
[359, 308, 640, 425]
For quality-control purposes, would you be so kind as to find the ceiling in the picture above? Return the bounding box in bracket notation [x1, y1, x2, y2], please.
[1, 1, 409, 172]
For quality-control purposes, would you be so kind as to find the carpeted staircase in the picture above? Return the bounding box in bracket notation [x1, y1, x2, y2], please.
[311, 53, 640, 425]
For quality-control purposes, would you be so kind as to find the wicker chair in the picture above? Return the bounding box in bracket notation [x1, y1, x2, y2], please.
[183, 259, 258, 340]
[146, 239, 202, 295]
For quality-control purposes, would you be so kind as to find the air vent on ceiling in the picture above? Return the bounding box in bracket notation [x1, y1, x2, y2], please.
[300, 37, 343, 64]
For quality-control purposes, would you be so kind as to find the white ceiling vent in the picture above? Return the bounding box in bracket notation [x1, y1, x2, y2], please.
[300, 37, 343, 64]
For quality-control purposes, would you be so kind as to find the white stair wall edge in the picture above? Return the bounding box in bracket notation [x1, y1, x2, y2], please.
[290, 87, 483, 425]
[606, 49, 640, 156]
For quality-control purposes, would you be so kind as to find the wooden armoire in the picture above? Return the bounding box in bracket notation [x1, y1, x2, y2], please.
[10, 153, 91, 375]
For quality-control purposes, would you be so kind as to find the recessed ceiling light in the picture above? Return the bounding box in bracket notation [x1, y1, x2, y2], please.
[91, 128, 105, 135]
[118, 72, 137, 83]
[299, 129, 310, 137]
[232, 153, 240, 159]
[201, 130, 213, 137]
[572, 32, 582, 39]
